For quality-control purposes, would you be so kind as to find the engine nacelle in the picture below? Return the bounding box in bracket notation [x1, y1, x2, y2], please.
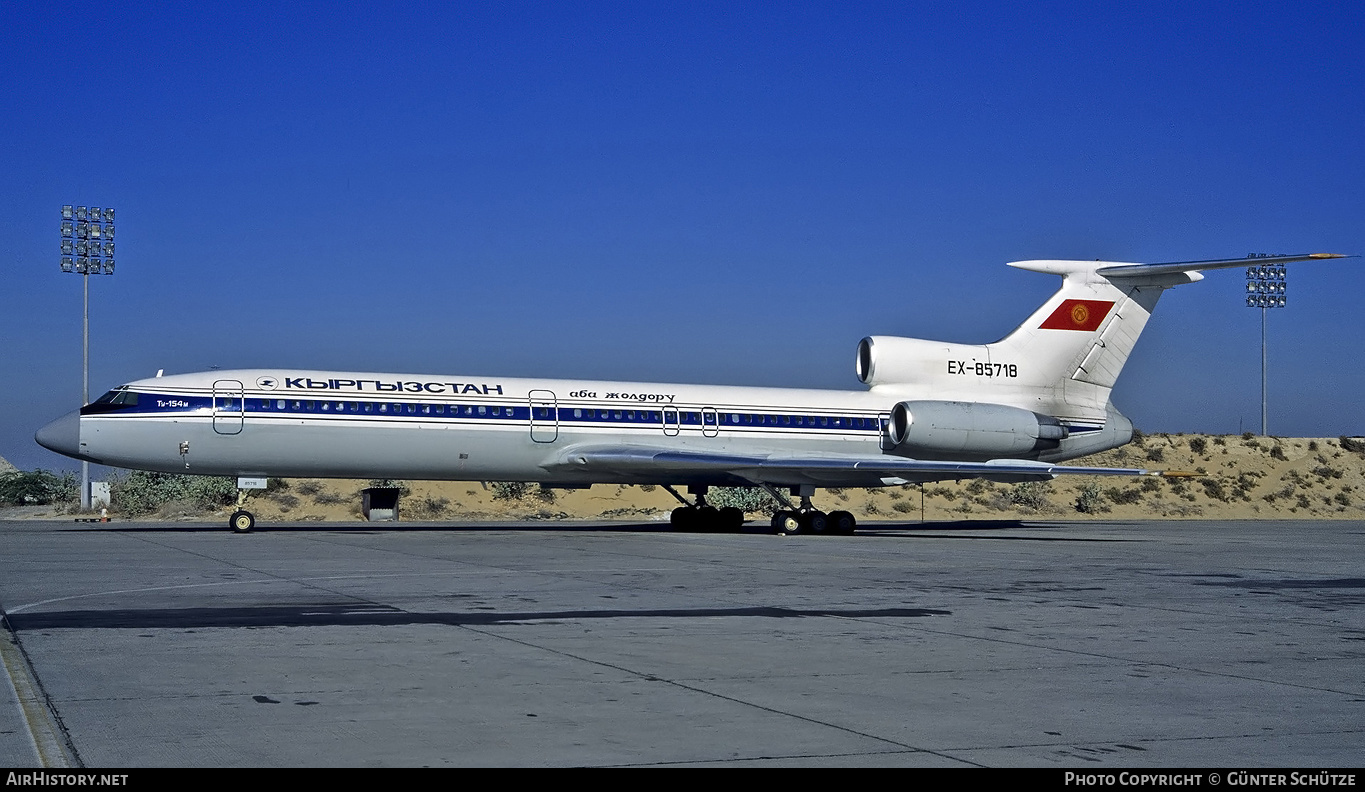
[888, 400, 1068, 459]
[857, 336, 958, 387]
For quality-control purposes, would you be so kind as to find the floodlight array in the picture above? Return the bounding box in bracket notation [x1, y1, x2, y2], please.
[1245, 264, 1286, 309]
[60, 205, 115, 275]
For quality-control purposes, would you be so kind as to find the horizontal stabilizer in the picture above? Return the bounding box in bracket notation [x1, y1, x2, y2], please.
[1096, 252, 1350, 278]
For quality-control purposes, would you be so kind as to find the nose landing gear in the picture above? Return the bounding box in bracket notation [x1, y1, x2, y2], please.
[229, 483, 256, 533]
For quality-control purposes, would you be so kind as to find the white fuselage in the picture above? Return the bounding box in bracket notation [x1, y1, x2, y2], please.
[65, 368, 1124, 488]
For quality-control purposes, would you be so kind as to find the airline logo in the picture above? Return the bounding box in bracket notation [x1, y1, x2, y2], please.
[1039, 299, 1113, 331]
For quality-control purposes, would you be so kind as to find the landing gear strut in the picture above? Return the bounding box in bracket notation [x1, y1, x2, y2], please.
[663, 485, 745, 532]
[763, 485, 855, 537]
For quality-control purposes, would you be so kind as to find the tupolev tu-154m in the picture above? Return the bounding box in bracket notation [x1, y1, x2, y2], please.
[36, 252, 1350, 533]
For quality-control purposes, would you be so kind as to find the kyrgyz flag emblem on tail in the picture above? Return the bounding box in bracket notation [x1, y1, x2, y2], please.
[1039, 299, 1114, 331]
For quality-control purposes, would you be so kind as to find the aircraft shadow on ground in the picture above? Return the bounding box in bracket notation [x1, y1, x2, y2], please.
[4, 603, 952, 631]
[65, 519, 1145, 542]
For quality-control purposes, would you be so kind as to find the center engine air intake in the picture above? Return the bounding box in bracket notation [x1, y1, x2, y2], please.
[888, 400, 1068, 458]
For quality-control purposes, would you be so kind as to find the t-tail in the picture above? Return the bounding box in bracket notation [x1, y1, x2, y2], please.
[856, 253, 1350, 462]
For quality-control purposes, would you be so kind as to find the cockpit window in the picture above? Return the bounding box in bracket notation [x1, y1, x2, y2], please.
[82, 388, 139, 414]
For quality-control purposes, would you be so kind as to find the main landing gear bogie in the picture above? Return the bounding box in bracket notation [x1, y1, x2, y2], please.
[670, 504, 745, 532]
[660, 483, 856, 537]
[765, 484, 856, 536]
[770, 509, 855, 536]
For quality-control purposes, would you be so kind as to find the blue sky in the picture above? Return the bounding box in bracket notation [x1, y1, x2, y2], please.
[3, 2, 1362, 472]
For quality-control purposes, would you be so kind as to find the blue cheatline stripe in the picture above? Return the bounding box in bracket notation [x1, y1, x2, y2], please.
[87, 392, 889, 434]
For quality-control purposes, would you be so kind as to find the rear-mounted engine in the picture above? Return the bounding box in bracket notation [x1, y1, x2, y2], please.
[888, 400, 1068, 458]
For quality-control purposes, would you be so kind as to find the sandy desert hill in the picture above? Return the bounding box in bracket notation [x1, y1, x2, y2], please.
[115, 433, 1365, 524]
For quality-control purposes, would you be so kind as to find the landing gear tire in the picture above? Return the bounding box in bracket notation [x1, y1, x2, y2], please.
[717, 507, 744, 532]
[670, 506, 695, 531]
[827, 510, 856, 535]
[230, 510, 256, 533]
[773, 510, 801, 536]
[799, 511, 828, 534]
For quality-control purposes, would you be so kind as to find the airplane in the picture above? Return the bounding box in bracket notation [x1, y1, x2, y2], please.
[36, 252, 1350, 534]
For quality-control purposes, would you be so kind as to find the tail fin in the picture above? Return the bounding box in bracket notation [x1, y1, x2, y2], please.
[858, 254, 1349, 423]
[988, 258, 1175, 420]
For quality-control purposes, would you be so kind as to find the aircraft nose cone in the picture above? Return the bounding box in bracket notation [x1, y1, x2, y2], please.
[35, 411, 82, 459]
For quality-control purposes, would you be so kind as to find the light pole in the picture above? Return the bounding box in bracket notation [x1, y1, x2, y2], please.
[60, 204, 115, 509]
[1244, 260, 1286, 436]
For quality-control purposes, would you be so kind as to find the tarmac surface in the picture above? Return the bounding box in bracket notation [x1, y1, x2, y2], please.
[1, 517, 1362, 768]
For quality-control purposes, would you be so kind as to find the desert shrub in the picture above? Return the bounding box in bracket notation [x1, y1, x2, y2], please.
[1145, 448, 1165, 463]
[984, 492, 1014, 510]
[1201, 478, 1231, 502]
[313, 492, 345, 505]
[1339, 437, 1365, 455]
[295, 480, 323, 496]
[707, 486, 779, 515]
[0, 470, 78, 506]
[1189, 437, 1207, 456]
[1262, 483, 1297, 504]
[110, 471, 237, 516]
[1075, 482, 1106, 514]
[367, 479, 411, 495]
[1270, 445, 1287, 461]
[1231, 473, 1261, 501]
[535, 485, 557, 504]
[1104, 486, 1143, 505]
[892, 500, 916, 513]
[1009, 481, 1050, 510]
[490, 482, 531, 501]
[407, 495, 451, 519]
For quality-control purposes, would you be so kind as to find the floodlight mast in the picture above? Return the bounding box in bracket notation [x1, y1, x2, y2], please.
[1244, 257, 1287, 436]
[60, 205, 115, 509]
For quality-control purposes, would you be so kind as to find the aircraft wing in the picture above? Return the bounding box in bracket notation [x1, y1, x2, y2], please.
[542, 444, 1181, 487]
